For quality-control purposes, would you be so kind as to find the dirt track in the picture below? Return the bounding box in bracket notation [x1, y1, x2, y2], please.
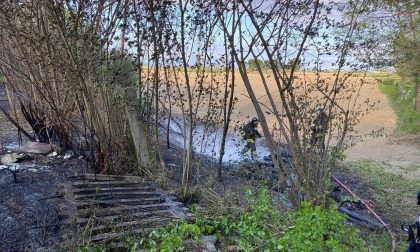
[343, 83, 420, 178]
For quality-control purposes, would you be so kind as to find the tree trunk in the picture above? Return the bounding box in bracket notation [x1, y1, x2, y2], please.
[124, 87, 151, 168]
[415, 81, 420, 112]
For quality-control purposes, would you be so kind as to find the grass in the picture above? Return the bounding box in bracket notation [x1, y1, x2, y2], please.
[378, 76, 420, 134]
[348, 159, 420, 251]
[404, 164, 420, 172]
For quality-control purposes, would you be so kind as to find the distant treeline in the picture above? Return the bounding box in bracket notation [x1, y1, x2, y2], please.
[247, 58, 301, 71]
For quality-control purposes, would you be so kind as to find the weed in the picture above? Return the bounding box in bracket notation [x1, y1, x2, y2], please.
[141, 221, 201, 252]
[277, 202, 366, 251]
[404, 164, 420, 172]
[378, 77, 420, 134]
[141, 188, 367, 251]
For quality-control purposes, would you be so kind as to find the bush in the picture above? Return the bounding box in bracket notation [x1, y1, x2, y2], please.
[277, 202, 367, 252]
[141, 222, 201, 252]
[378, 77, 420, 133]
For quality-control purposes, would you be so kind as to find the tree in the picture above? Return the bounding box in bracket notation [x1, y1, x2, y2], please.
[361, 0, 419, 110]
[0, 1, 141, 172]
[390, 2, 420, 111]
[217, 0, 374, 207]
[247, 59, 266, 71]
[0, 0, 378, 209]
[286, 58, 302, 71]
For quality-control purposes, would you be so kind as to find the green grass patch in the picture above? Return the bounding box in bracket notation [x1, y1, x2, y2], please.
[404, 164, 420, 172]
[348, 159, 420, 251]
[378, 76, 420, 134]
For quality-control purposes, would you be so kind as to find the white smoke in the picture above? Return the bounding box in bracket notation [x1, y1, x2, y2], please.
[161, 117, 270, 164]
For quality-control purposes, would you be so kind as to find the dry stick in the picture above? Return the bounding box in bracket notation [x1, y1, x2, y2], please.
[5, 82, 23, 146]
[217, 7, 235, 180]
[178, 0, 194, 199]
[149, 1, 165, 170]
[225, 4, 299, 202]
[244, 0, 334, 204]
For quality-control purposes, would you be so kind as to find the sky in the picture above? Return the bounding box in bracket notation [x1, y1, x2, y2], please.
[114, 0, 379, 71]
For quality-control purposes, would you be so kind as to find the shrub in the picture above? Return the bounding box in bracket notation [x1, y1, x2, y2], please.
[141, 222, 201, 252]
[277, 202, 367, 252]
[141, 188, 366, 251]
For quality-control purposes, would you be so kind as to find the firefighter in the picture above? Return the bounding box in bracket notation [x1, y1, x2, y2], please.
[240, 117, 262, 159]
[310, 107, 332, 150]
[417, 190, 420, 204]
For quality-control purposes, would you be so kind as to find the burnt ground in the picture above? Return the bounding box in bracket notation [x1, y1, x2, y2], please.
[0, 85, 92, 251]
[0, 156, 88, 251]
[0, 119, 398, 252]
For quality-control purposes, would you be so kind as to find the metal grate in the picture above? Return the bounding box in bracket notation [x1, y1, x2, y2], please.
[59, 174, 192, 243]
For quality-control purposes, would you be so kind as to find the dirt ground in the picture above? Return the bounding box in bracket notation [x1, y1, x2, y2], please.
[172, 71, 419, 172]
[0, 155, 87, 251]
[0, 118, 88, 251]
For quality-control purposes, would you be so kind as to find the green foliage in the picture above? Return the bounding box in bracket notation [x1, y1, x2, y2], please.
[224, 188, 282, 251]
[247, 59, 266, 71]
[141, 188, 365, 252]
[391, 11, 420, 82]
[95, 49, 137, 87]
[246, 57, 302, 72]
[140, 221, 201, 252]
[247, 59, 281, 72]
[378, 77, 420, 133]
[331, 147, 347, 161]
[277, 202, 366, 252]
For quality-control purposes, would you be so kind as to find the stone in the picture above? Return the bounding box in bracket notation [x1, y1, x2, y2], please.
[199, 235, 217, 252]
[47, 151, 58, 157]
[63, 151, 73, 159]
[0, 153, 20, 164]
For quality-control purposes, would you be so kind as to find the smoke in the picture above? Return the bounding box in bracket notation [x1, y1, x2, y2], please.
[161, 117, 270, 164]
